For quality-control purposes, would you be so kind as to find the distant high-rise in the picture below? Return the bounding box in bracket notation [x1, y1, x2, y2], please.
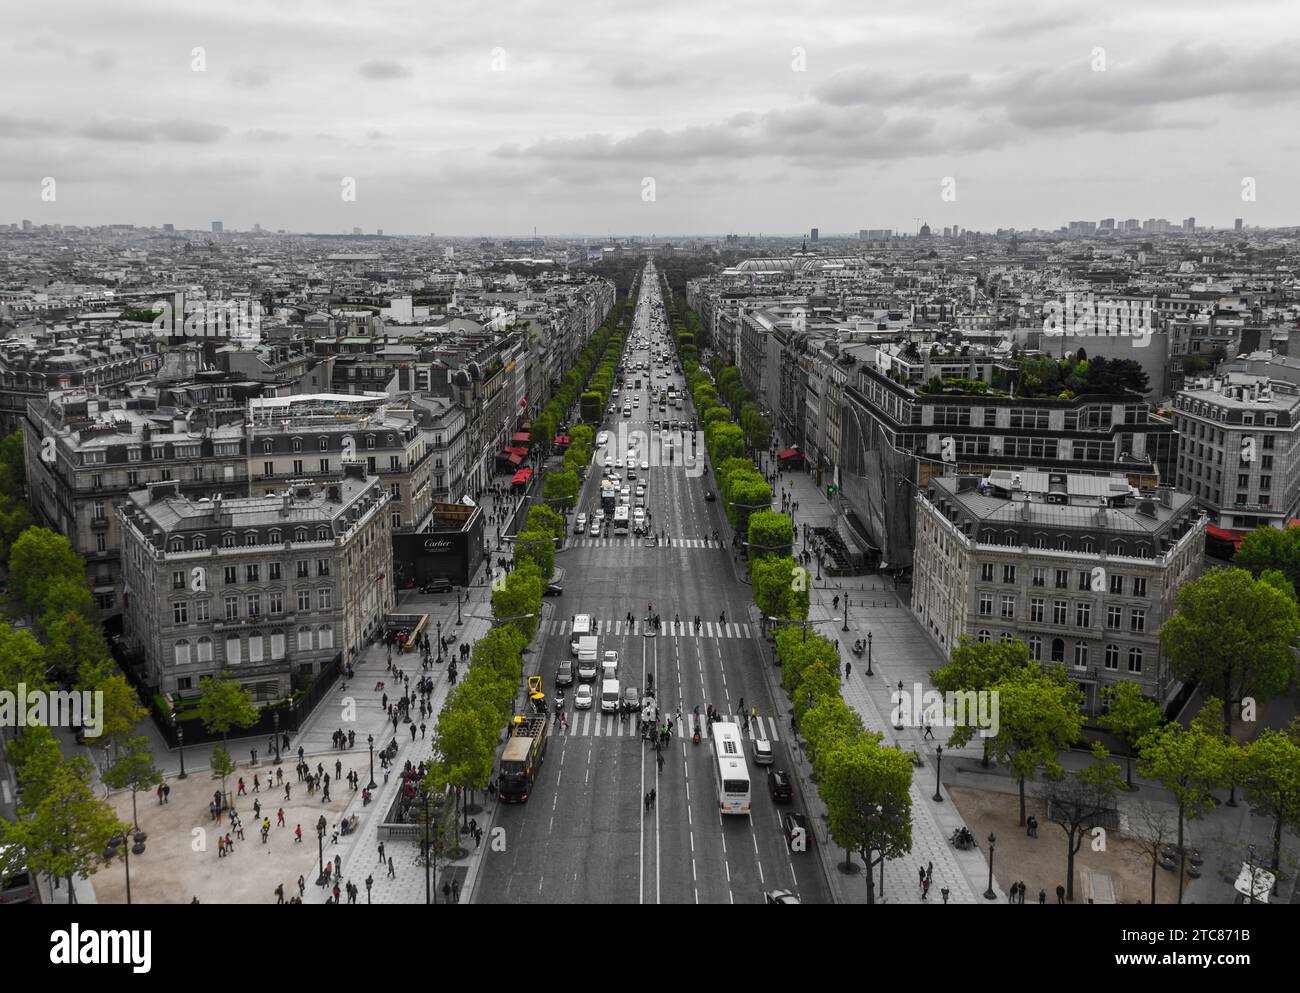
[377, 229, 383, 237]
[211, 221, 223, 233]
[1099, 218, 1115, 230]
[252, 223, 262, 233]
[162, 223, 174, 233]
[810, 228, 818, 241]
[859, 229, 892, 240]
[21, 219, 32, 231]
[1235, 217, 1244, 232]
[352, 227, 362, 235]
[1123, 218, 1140, 231]
[1183, 217, 1195, 232]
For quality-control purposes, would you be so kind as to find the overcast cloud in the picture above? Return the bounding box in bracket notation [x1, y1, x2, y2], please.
[1, 0, 1296, 235]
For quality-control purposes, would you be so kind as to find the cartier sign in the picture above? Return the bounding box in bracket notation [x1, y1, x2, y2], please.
[423, 539, 452, 550]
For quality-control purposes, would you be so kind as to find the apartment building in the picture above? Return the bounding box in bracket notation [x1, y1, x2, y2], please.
[118, 470, 393, 700]
[912, 470, 1205, 714]
[1170, 373, 1300, 531]
[22, 392, 249, 616]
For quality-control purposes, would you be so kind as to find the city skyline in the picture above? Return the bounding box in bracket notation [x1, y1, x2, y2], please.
[3, 0, 1299, 234]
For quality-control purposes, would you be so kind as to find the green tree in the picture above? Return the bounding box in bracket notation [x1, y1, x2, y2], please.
[102, 735, 163, 830]
[95, 673, 148, 756]
[753, 555, 808, 622]
[1242, 719, 1300, 881]
[527, 505, 566, 547]
[5, 723, 63, 809]
[932, 636, 1034, 767]
[727, 477, 772, 539]
[580, 391, 603, 423]
[821, 738, 913, 904]
[0, 753, 123, 904]
[1042, 742, 1125, 901]
[433, 700, 498, 823]
[747, 510, 793, 560]
[8, 528, 85, 622]
[0, 622, 49, 697]
[1234, 525, 1300, 599]
[792, 662, 841, 728]
[492, 565, 542, 641]
[543, 469, 579, 511]
[513, 530, 555, 580]
[40, 612, 114, 690]
[707, 422, 745, 463]
[194, 673, 259, 743]
[1136, 706, 1229, 903]
[799, 696, 865, 765]
[986, 670, 1085, 825]
[1097, 681, 1164, 790]
[1160, 567, 1300, 732]
[0, 431, 26, 491]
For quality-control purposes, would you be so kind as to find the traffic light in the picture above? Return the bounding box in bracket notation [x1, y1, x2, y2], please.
[826, 485, 836, 497]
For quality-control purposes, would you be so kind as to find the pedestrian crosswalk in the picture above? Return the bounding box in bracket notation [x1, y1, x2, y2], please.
[565, 537, 718, 549]
[541, 618, 754, 640]
[553, 711, 781, 742]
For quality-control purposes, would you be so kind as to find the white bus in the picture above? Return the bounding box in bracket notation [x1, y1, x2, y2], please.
[711, 722, 751, 814]
[612, 505, 631, 535]
[570, 613, 594, 652]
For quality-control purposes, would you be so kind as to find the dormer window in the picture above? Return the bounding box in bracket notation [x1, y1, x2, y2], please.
[193, 535, 207, 550]
[263, 440, 273, 454]
[366, 435, 376, 449]
[294, 527, 308, 541]
[222, 532, 236, 548]
[170, 537, 184, 552]
[319, 437, 328, 451]
[269, 529, 281, 544]
[292, 437, 303, 452]
[317, 526, 330, 541]
[244, 531, 258, 546]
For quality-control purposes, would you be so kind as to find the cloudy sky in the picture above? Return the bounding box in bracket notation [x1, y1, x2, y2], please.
[3, 0, 1298, 236]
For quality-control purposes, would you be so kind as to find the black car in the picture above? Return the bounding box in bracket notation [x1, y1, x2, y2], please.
[555, 660, 574, 687]
[783, 811, 810, 852]
[768, 769, 794, 803]
[704, 490, 716, 502]
[544, 581, 564, 597]
[423, 577, 452, 594]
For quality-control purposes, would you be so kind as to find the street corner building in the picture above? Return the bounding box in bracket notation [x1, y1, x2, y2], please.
[116, 465, 394, 703]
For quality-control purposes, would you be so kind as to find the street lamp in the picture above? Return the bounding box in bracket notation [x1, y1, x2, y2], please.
[176, 725, 187, 780]
[366, 733, 377, 790]
[866, 631, 873, 676]
[456, 589, 463, 625]
[421, 786, 432, 905]
[983, 832, 997, 900]
[933, 745, 944, 803]
[316, 817, 329, 886]
[436, 620, 443, 663]
[272, 711, 281, 765]
[842, 595, 849, 632]
[895, 681, 905, 730]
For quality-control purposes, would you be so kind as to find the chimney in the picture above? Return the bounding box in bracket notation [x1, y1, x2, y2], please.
[211, 493, 224, 524]
[1158, 485, 1173, 509]
[327, 485, 342, 503]
[281, 490, 292, 516]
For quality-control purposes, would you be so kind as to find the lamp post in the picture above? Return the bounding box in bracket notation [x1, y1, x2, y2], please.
[983, 832, 997, 900]
[1247, 845, 1257, 905]
[316, 818, 329, 886]
[456, 589, 463, 625]
[176, 725, 187, 779]
[842, 595, 849, 632]
[272, 711, 281, 765]
[116, 832, 133, 905]
[436, 620, 443, 663]
[933, 745, 944, 803]
[422, 787, 432, 905]
[866, 631, 873, 676]
[895, 681, 905, 730]
[366, 734, 377, 790]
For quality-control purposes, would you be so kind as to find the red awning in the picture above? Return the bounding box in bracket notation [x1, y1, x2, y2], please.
[507, 453, 524, 466]
[778, 447, 804, 461]
[512, 467, 533, 485]
[554, 434, 570, 445]
[1205, 524, 1246, 549]
[507, 446, 528, 456]
[511, 432, 532, 445]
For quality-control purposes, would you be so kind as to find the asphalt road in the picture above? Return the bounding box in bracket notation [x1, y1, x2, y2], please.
[474, 263, 832, 905]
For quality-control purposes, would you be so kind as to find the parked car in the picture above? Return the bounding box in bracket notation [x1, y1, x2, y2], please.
[704, 490, 716, 502]
[555, 660, 574, 687]
[768, 769, 794, 803]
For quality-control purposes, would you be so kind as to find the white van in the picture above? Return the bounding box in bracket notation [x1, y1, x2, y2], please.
[600, 678, 621, 713]
[571, 613, 594, 652]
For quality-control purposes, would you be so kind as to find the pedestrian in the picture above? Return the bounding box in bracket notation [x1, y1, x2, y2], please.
[923, 718, 935, 740]
[332, 882, 341, 903]
[217, 835, 226, 858]
[387, 857, 395, 879]
[162, 783, 171, 803]
[277, 807, 285, 827]
[1038, 889, 1046, 905]
[474, 827, 483, 848]
[452, 880, 460, 903]
[442, 881, 452, 903]
[237, 777, 247, 796]
[378, 840, 386, 863]
[918, 865, 926, 890]
[926, 861, 933, 882]
[225, 832, 234, 853]
[275, 882, 285, 904]
[295, 824, 302, 843]
[157, 783, 165, 805]
[922, 877, 930, 900]
[1008, 882, 1017, 904]
[276, 767, 283, 785]
[285, 783, 292, 801]
[1056, 884, 1066, 905]
[656, 751, 664, 772]
[941, 887, 950, 904]
[253, 774, 260, 793]
[253, 798, 261, 820]
[420, 722, 427, 739]
[335, 759, 342, 779]
[410, 722, 417, 741]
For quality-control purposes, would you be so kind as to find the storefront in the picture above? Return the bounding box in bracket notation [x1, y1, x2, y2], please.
[392, 502, 486, 588]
